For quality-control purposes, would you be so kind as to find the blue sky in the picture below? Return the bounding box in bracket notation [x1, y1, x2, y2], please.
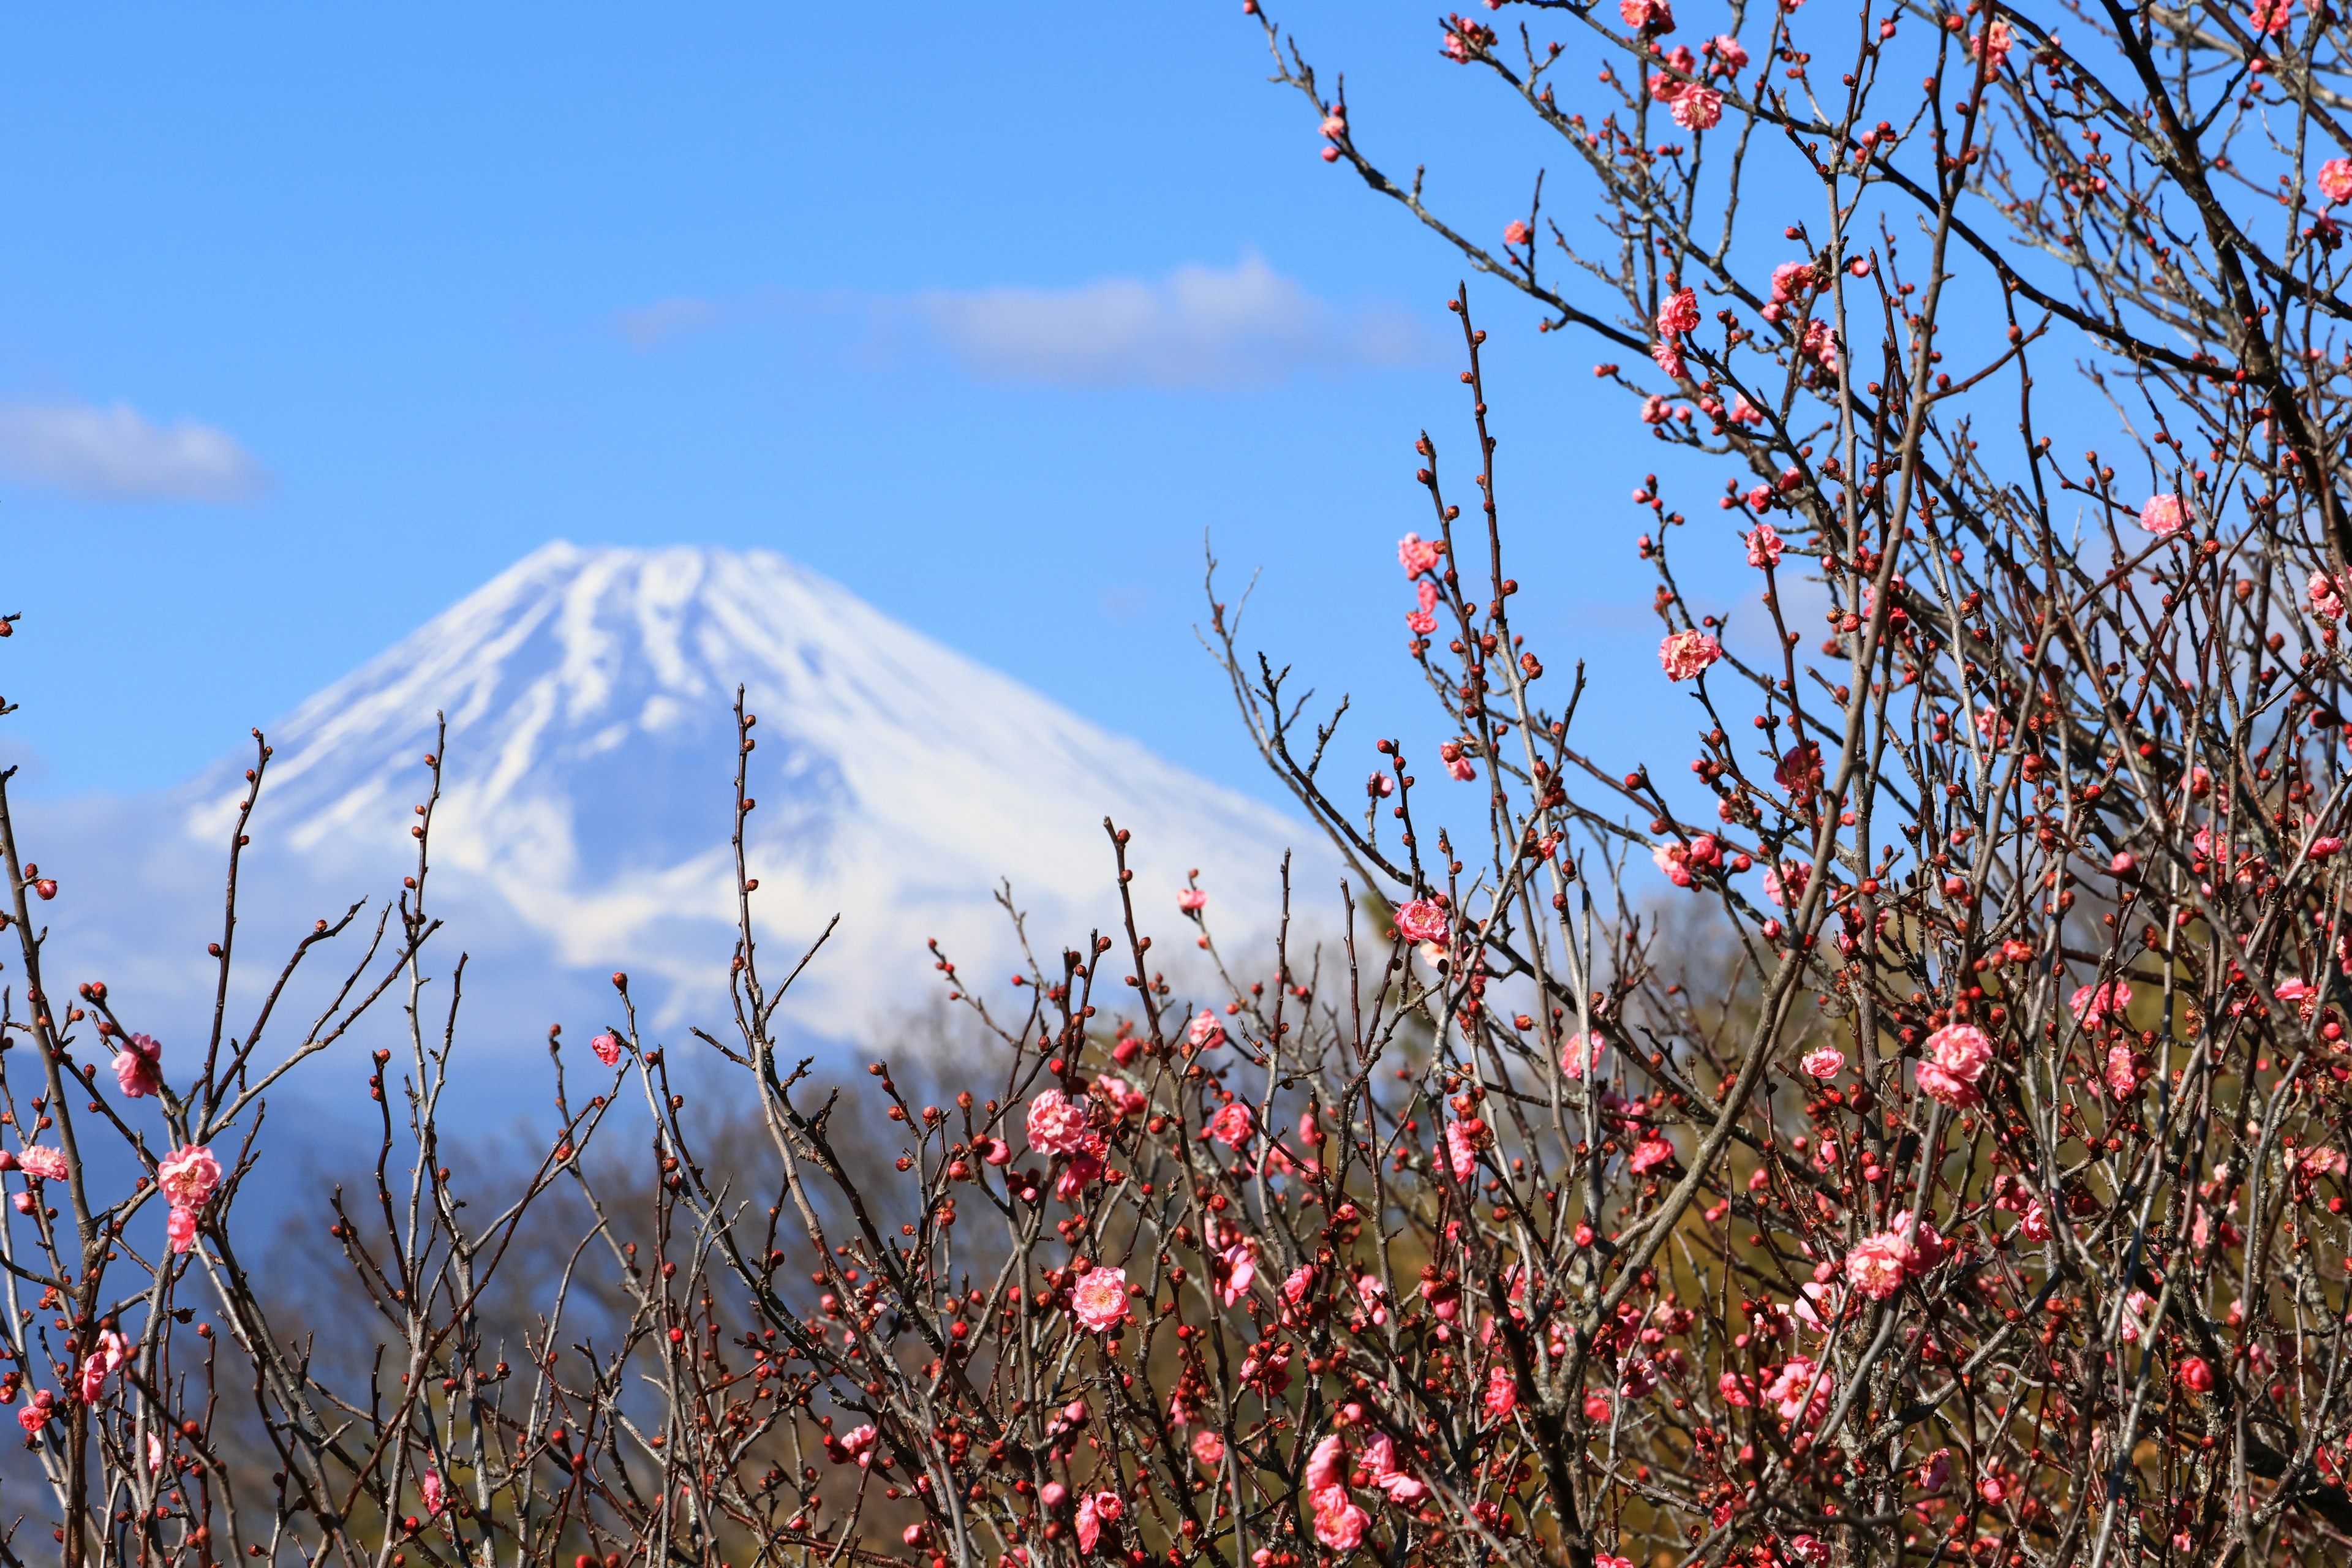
[0, 3, 1736, 810]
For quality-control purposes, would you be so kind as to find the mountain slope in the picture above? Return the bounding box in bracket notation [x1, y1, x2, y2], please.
[171, 543, 1336, 1035]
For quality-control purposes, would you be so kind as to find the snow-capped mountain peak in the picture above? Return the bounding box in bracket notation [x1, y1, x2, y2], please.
[180, 542, 1331, 1030]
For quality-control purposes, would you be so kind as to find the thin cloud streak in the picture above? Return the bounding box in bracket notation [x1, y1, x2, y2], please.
[613, 255, 1433, 390]
[0, 401, 268, 502]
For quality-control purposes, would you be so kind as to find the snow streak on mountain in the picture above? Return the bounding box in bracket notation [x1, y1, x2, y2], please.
[165, 543, 1332, 1038]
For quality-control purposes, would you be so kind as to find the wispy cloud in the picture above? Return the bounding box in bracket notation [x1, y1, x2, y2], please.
[613, 255, 1431, 390]
[0, 401, 267, 502]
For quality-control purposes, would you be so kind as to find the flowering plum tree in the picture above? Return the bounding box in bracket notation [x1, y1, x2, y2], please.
[2, 0, 2351, 1564]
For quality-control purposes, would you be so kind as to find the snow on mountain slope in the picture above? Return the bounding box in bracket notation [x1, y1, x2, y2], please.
[169, 543, 1339, 1038]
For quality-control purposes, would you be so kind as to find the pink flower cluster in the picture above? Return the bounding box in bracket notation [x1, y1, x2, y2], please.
[1651, 833, 1725, 887]
[1659, 628, 1722, 680]
[1068, 1264, 1129, 1333]
[2141, 492, 2188, 535]
[114, 1034, 163, 1099]
[1846, 1211, 1946, 1299]
[1915, 1022, 1994, 1108]
[157, 1144, 222, 1255]
[2069, 981, 2133, 1026]
[1760, 260, 1816, 323]
[1394, 898, 1449, 944]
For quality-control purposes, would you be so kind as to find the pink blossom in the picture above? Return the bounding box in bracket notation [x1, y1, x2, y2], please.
[590, 1033, 622, 1067]
[1311, 1487, 1369, 1550]
[17, 1146, 67, 1183]
[1776, 739, 1823, 797]
[1217, 1243, 1256, 1307]
[1191, 1428, 1225, 1467]
[1649, 339, 1687, 379]
[77, 1329, 128, 1403]
[1187, 1009, 1227, 1051]
[1395, 898, 1449, 944]
[1893, 1210, 1947, 1274]
[1669, 85, 1724, 129]
[1916, 1022, 1993, 1109]
[1177, 886, 1208, 913]
[2105, 1044, 2139, 1100]
[1025, 1090, 1092, 1156]
[166, 1204, 198, 1254]
[1504, 219, 1532, 246]
[1709, 34, 1749, 72]
[1618, 0, 1674, 31]
[1640, 394, 1673, 424]
[1485, 1364, 1518, 1418]
[2321, 159, 2352, 206]
[1656, 287, 1700, 337]
[17, 1390, 52, 1435]
[1800, 315, 1838, 371]
[2304, 1145, 2350, 1177]
[1801, 1047, 1843, 1078]
[1765, 1357, 1828, 1425]
[2312, 572, 2345, 621]
[157, 1144, 221, 1207]
[2070, 981, 2132, 1025]
[2140, 493, 2188, 535]
[113, 1035, 162, 1099]
[2179, 1355, 2215, 1392]
[1659, 628, 1722, 681]
[1076, 1491, 1123, 1554]
[421, 1470, 446, 1515]
[1917, 1449, 1951, 1493]
[1728, 394, 1763, 426]
[2018, 1199, 2052, 1241]
[1969, 17, 2013, 70]
[1281, 1265, 1316, 1306]
[1770, 261, 1815, 303]
[1069, 1265, 1129, 1333]
[840, 1423, 880, 1466]
[1761, 859, 1810, 908]
[1205, 1102, 1254, 1148]
[1363, 1431, 1428, 1502]
[1629, 1135, 1675, 1172]
[1440, 18, 1495, 62]
[2120, 1288, 2155, 1344]
[1446, 1120, 1482, 1181]
[1054, 1149, 1104, 1201]
[1845, 1232, 1913, 1299]
[1789, 1537, 1830, 1567]
[1744, 521, 1784, 567]
[2252, 0, 2294, 34]
[1398, 532, 1446, 576]
[1561, 1030, 1605, 1080]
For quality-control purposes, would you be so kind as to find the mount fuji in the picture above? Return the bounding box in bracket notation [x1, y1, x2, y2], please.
[18, 544, 1341, 1076]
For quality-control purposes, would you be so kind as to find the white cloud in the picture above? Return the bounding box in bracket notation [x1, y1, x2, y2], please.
[912, 254, 1427, 388]
[614, 255, 1431, 390]
[0, 401, 267, 502]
